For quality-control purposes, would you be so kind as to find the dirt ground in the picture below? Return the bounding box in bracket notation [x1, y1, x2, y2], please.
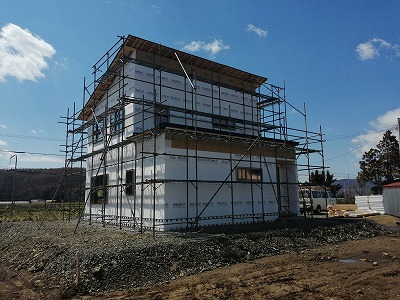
[1, 215, 400, 300]
[78, 235, 400, 300]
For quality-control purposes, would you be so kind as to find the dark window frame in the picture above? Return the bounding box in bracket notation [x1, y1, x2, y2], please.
[125, 169, 135, 195]
[93, 118, 104, 143]
[91, 174, 108, 204]
[110, 108, 124, 134]
[236, 167, 262, 182]
[155, 106, 169, 127]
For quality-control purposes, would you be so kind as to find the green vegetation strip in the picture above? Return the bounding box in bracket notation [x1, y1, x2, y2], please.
[0, 202, 84, 222]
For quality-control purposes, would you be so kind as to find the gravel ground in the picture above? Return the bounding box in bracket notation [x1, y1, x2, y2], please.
[0, 217, 392, 297]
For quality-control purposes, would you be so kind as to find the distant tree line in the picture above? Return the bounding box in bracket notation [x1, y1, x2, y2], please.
[0, 168, 85, 202]
[357, 130, 400, 194]
[305, 170, 342, 197]
[304, 130, 400, 198]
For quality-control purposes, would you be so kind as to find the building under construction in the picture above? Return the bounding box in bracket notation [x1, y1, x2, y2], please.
[63, 35, 325, 231]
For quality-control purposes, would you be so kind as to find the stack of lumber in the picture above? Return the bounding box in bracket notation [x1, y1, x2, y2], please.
[328, 204, 381, 218]
[328, 204, 357, 217]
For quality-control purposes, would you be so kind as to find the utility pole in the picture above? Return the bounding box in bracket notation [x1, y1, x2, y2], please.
[10, 154, 18, 216]
[398, 118, 400, 157]
[347, 173, 350, 203]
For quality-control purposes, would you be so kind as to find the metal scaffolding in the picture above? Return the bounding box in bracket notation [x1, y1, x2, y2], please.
[63, 35, 325, 232]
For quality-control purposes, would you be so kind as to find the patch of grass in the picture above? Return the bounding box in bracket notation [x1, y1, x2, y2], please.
[0, 202, 84, 222]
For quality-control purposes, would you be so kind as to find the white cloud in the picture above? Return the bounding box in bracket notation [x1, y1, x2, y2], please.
[53, 57, 68, 70]
[0, 124, 6, 129]
[18, 153, 63, 164]
[356, 38, 400, 61]
[203, 40, 230, 55]
[246, 24, 268, 37]
[30, 129, 46, 135]
[150, 4, 161, 13]
[351, 107, 400, 157]
[356, 42, 377, 60]
[369, 108, 400, 130]
[182, 39, 230, 58]
[372, 38, 391, 49]
[183, 41, 203, 52]
[0, 23, 56, 82]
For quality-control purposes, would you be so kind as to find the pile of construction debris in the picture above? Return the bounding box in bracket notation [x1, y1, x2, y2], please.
[328, 204, 382, 218]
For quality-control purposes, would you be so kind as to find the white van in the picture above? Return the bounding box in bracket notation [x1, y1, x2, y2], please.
[299, 188, 336, 214]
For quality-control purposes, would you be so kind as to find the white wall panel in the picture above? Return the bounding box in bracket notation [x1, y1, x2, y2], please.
[84, 58, 292, 230]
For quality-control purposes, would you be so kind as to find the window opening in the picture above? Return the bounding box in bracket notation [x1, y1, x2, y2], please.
[155, 106, 169, 127]
[91, 174, 108, 204]
[237, 167, 262, 182]
[93, 118, 104, 143]
[110, 108, 124, 133]
[126, 169, 135, 195]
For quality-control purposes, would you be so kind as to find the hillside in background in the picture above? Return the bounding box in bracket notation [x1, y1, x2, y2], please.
[0, 168, 85, 202]
[0, 169, 371, 202]
[336, 178, 373, 197]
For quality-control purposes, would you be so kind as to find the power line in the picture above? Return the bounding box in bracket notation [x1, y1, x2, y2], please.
[326, 124, 397, 161]
[325, 143, 367, 161]
[0, 149, 64, 157]
[326, 124, 397, 142]
[0, 133, 63, 142]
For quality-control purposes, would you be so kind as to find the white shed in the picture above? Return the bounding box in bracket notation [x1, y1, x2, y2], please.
[383, 182, 400, 217]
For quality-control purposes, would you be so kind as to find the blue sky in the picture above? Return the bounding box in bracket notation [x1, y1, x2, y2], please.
[0, 0, 399, 181]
